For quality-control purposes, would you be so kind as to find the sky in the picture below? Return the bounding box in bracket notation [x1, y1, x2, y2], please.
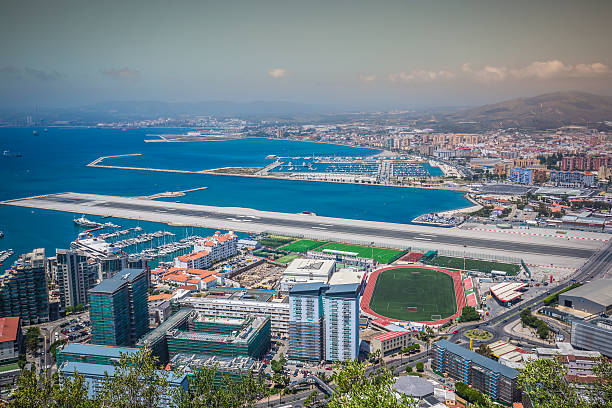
[1, 0, 611, 111]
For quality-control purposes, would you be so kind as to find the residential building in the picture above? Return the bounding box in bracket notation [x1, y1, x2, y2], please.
[571, 318, 612, 357]
[0, 317, 23, 364]
[56, 343, 138, 368]
[550, 171, 596, 187]
[0, 249, 49, 325]
[59, 362, 188, 408]
[509, 168, 533, 185]
[89, 268, 149, 346]
[289, 282, 360, 362]
[177, 294, 290, 336]
[191, 231, 238, 263]
[54, 249, 99, 309]
[323, 283, 360, 361]
[432, 340, 520, 404]
[169, 353, 264, 385]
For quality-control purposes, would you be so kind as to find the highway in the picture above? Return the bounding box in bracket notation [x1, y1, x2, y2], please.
[450, 239, 612, 344]
[2, 192, 599, 260]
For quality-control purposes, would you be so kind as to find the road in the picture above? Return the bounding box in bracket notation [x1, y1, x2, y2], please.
[2, 192, 599, 259]
[450, 239, 612, 344]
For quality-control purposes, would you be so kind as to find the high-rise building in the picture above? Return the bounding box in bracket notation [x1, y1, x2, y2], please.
[0, 249, 49, 325]
[322, 284, 360, 361]
[89, 268, 148, 346]
[54, 249, 99, 310]
[289, 282, 360, 362]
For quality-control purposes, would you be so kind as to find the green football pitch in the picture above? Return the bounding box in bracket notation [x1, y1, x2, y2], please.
[314, 242, 406, 264]
[279, 239, 327, 253]
[369, 267, 457, 322]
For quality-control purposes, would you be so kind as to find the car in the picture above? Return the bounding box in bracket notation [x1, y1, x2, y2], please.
[452, 330, 458, 334]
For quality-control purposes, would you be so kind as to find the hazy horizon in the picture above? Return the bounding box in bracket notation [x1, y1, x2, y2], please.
[1, 0, 611, 111]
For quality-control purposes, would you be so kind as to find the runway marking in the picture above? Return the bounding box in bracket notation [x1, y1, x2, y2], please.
[467, 227, 609, 242]
[311, 226, 327, 230]
[413, 237, 432, 241]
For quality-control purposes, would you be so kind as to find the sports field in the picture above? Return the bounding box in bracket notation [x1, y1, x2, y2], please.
[426, 256, 520, 275]
[279, 239, 327, 253]
[369, 267, 457, 322]
[314, 242, 405, 264]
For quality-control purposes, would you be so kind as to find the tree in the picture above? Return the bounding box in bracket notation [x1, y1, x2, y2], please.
[475, 344, 493, 358]
[517, 358, 588, 408]
[304, 390, 319, 408]
[25, 326, 41, 354]
[95, 348, 171, 408]
[415, 362, 424, 372]
[328, 360, 418, 408]
[589, 357, 612, 408]
[458, 306, 480, 323]
[9, 368, 94, 408]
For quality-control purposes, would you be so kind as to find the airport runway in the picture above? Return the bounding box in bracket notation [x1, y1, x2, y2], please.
[2, 192, 601, 260]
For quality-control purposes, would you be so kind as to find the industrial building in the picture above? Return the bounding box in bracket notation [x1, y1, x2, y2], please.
[59, 361, 188, 408]
[55, 343, 138, 368]
[289, 282, 360, 362]
[280, 259, 336, 292]
[558, 279, 612, 316]
[432, 340, 520, 404]
[89, 268, 149, 347]
[571, 318, 612, 358]
[0, 249, 49, 325]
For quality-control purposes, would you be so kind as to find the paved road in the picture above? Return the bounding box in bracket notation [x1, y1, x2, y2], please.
[4, 192, 596, 259]
[450, 239, 612, 344]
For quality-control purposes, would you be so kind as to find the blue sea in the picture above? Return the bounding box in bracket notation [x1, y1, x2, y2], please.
[0, 127, 469, 265]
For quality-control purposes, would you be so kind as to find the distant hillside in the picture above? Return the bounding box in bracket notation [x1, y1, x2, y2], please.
[436, 91, 612, 130]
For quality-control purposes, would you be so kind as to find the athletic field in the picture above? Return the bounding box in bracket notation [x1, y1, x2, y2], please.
[369, 267, 457, 322]
[314, 242, 405, 264]
[279, 239, 327, 253]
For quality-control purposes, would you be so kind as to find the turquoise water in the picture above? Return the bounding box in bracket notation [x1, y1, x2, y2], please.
[0, 127, 469, 265]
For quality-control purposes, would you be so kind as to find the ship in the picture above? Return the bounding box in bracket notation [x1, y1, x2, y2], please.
[0, 231, 4, 238]
[73, 215, 102, 227]
[33, 130, 38, 135]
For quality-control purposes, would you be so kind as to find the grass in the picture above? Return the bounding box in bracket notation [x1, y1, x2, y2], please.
[543, 283, 581, 305]
[275, 254, 300, 264]
[259, 235, 295, 248]
[426, 256, 520, 276]
[369, 267, 457, 322]
[465, 329, 492, 340]
[279, 239, 327, 253]
[0, 362, 20, 372]
[315, 242, 406, 264]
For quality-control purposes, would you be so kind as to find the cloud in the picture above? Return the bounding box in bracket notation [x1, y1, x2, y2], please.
[388, 69, 455, 83]
[0, 66, 62, 81]
[267, 68, 287, 78]
[359, 74, 377, 83]
[101, 67, 141, 80]
[463, 60, 612, 82]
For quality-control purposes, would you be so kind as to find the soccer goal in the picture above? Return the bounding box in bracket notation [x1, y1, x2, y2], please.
[431, 314, 442, 321]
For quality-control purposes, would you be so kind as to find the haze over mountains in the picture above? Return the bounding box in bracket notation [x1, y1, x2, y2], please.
[1, 91, 611, 130]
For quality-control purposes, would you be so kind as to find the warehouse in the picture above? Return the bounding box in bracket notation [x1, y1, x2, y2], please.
[559, 279, 612, 316]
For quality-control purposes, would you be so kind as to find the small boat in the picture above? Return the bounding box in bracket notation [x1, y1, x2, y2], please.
[0, 231, 4, 238]
[74, 215, 102, 227]
[33, 130, 38, 135]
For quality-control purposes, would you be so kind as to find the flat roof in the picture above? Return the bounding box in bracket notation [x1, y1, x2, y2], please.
[393, 376, 434, 397]
[60, 361, 187, 384]
[289, 281, 328, 295]
[59, 343, 138, 358]
[559, 279, 612, 307]
[373, 331, 408, 342]
[89, 268, 145, 294]
[435, 340, 518, 379]
[325, 283, 360, 297]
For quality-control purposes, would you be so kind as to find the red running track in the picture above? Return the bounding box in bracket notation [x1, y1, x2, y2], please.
[360, 265, 466, 326]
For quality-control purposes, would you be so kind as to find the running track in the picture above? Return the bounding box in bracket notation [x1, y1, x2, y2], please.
[360, 265, 466, 326]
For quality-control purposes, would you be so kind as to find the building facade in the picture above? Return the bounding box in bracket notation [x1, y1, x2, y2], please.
[56, 343, 138, 368]
[432, 340, 520, 404]
[509, 168, 533, 185]
[289, 282, 360, 362]
[550, 171, 596, 187]
[371, 331, 411, 356]
[0, 249, 49, 325]
[0, 317, 23, 364]
[54, 249, 99, 309]
[89, 268, 149, 346]
[571, 318, 612, 358]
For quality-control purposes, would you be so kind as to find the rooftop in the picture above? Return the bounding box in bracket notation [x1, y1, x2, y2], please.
[60, 361, 187, 385]
[393, 376, 434, 398]
[560, 279, 612, 307]
[89, 268, 145, 294]
[0, 317, 20, 342]
[59, 343, 138, 359]
[435, 340, 518, 379]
